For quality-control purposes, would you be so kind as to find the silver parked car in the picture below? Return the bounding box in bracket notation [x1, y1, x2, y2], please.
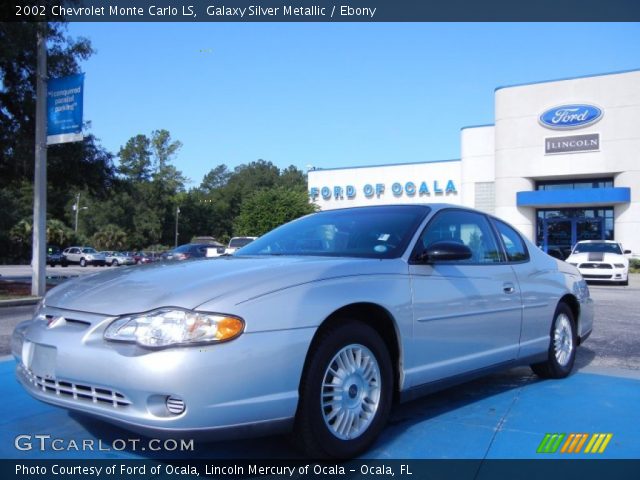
[13, 205, 593, 458]
[61, 246, 106, 267]
[102, 251, 136, 267]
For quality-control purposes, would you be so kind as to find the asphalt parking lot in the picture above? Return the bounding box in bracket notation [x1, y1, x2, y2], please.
[1, 275, 639, 460]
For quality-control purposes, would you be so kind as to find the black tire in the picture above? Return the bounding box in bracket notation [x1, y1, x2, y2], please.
[293, 320, 393, 459]
[620, 279, 629, 286]
[112, 260, 119, 267]
[80, 258, 86, 267]
[531, 303, 577, 379]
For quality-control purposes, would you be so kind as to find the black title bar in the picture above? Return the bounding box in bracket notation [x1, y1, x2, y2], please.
[3, 0, 640, 22]
[4, 459, 640, 480]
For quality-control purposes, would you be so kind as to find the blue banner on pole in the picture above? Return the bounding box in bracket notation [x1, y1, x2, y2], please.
[46, 73, 84, 145]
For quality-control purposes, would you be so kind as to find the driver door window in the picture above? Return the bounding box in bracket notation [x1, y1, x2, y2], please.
[418, 210, 501, 264]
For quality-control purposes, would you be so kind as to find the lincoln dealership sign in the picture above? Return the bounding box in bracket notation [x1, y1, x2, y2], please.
[309, 180, 457, 201]
[545, 133, 600, 154]
[539, 104, 603, 130]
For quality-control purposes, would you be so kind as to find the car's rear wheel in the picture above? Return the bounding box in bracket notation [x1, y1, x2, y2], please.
[531, 303, 577, 379]
[80, 258, 86, 267]
[294, 320, 392, 459]
[112, 260, 119, 266]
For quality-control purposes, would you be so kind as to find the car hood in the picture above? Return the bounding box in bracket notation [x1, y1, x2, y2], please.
[567, 252, 627, 264]
[44, 256, 404, 316]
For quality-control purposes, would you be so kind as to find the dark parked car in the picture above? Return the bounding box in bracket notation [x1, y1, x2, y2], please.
[46, 246, 65, 267]
[163, 243, 210, 261]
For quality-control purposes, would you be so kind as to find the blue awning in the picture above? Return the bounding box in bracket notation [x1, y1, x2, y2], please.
[516, 187, 631, 208]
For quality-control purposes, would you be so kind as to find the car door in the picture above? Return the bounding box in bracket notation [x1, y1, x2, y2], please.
[406, 209, 523, 388]
[66, 247, 80, 263]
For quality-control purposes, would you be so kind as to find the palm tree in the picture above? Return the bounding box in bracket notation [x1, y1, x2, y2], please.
[92, 224, 128, 251]
[46, 219, 73, 247]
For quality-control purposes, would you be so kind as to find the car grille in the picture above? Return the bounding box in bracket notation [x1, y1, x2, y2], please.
[582, 274, 613, 279]
[579, 263, 612, 269]
[19, 364, 131, 408]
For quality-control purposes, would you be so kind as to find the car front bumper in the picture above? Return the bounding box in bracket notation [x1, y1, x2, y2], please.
[12, 309, 314, 438]
[578, 267, 628, 282]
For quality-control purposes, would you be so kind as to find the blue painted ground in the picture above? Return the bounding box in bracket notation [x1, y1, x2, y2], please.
[2, 358, 639, 460]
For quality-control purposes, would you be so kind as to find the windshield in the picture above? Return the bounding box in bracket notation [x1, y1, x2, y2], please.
[573, 242, 622, 255]
[229, 238, 255, 248]
[236, 205, 430, 259]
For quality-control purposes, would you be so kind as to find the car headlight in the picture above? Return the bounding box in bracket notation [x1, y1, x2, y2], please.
[103, 308, 245, 348]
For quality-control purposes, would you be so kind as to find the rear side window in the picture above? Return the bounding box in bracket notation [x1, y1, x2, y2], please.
[493, 219, 529, 262]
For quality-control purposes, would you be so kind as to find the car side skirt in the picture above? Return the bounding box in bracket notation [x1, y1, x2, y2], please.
[399, 353, 547, 403]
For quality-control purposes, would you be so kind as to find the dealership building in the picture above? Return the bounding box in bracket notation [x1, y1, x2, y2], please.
[308, 69, 640, 258]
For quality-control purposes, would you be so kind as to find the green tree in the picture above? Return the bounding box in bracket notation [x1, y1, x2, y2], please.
[279, 165, 307, 191]
[0, 22, 93, 183]
[117, 135, 152, 182]
[151, 129, 182, 172]
[200, 164, 231, 193]
[92, 224, 128, 251]
[234, 186, 316, 236]
[8, 218, 33, 261]
[46, 219, 74, 247]
[9, 218, 32, 247]
[0, 22, 110, 263]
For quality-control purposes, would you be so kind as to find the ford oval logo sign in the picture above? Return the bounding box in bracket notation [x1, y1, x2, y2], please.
[539, 104, 603, 130]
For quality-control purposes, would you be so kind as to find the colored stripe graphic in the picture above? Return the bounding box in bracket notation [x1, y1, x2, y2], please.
[537, 433, 565, 453]
[561, 433, 588, 453]
[540, 433, 613, 454]
[585, 433, 613, 453]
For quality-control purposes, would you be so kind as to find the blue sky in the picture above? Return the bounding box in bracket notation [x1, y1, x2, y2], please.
[67, 22, 640, 187]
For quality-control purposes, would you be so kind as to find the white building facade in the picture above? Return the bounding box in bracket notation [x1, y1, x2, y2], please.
[308, 69, 640, 257]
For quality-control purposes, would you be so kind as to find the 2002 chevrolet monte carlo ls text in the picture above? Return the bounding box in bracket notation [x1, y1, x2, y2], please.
[12, 204, 593, 458]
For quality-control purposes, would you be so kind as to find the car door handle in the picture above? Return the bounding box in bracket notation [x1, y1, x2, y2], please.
[503, 283, 516, 294]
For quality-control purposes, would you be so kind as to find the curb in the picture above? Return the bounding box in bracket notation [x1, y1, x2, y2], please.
[0, 297, 40, 308]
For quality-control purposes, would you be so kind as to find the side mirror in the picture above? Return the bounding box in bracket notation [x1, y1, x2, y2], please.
[624, 250, 632, 254]
[416, 241, 472, 263]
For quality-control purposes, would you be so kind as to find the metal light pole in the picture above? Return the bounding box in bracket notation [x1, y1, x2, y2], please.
[175, 206, 180, 248]
[31, 23, 47, 297]
[74, 193, 80, 232]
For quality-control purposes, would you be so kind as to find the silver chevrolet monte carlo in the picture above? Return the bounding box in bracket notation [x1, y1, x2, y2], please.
[13, 204, 593, 458]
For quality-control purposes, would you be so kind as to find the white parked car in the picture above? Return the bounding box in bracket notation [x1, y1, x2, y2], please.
[565, 240, 631, 286]
[225, 236, 257, 254]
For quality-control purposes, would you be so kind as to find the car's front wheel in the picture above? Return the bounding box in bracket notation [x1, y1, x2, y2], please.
[79, 258, 87, 267]
[112, 260, 119, 266]
[294, 320, 392, 458]
[531, 303, 577, 379]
